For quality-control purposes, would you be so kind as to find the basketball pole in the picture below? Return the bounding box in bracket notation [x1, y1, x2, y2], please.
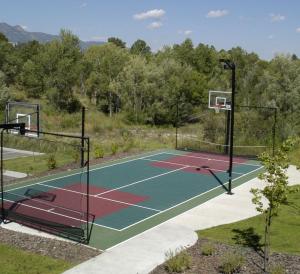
[219, 59, 236, 195]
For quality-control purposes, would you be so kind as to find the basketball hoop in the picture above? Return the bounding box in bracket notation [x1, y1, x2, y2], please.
[214, 104, 221, 114]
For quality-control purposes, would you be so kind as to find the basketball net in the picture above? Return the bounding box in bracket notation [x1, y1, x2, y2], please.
[214, 104, 221, 114]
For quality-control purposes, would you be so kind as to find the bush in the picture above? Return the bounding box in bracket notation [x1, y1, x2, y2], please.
[269, 264, 286, 274]
[219, 252, 244, 274]
[94, 144, 104, 158]
[47, 154, 57, 170]
[164, 248, 191, 273]
[201, 242, 215, 256]
[111, 143, 118, 155]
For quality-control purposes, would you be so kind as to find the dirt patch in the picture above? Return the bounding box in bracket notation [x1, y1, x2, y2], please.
[151, 238, 300, 274]
[0, 226, 100, 264]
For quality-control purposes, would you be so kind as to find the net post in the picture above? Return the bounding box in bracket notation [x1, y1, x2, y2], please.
[1, 129, 4, 221]
[175, 100, 179, 149]
[86, 137, 90, 243]
[225, 109, 231, 155]
[228, 62, 236, 195]
[37, 104, 40, 138]
[81, 107, 85, 168]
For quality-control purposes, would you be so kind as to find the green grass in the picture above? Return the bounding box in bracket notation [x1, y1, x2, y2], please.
[4, 153, 76, 175]
[198, 185, 300, 255]
[0, 243, 72, 274]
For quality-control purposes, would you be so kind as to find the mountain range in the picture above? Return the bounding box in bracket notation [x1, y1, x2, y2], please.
[0, 22, 104, 49]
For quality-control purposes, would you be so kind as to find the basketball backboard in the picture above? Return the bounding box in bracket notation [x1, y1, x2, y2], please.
[208, 91, 232, 111]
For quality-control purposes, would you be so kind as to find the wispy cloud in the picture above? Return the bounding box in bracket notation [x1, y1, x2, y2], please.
[296, 27, 300, 33]
[206, 9, 229, 18]
[268, 34, 274, 39]
[133, 9, 165, 20]
[80, 2, 87, 8]
[269, 13, 285, 22]
[178, 30, 193, 35]
[147, 21, 163, 30]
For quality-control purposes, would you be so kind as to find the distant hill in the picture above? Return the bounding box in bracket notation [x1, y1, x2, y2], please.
[0, 22, 104, 49]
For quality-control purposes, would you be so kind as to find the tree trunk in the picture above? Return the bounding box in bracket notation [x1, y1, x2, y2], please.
[264, 208, 271, 272]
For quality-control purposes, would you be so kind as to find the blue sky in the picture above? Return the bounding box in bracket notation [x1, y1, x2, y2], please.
[1, 0, 300, 60]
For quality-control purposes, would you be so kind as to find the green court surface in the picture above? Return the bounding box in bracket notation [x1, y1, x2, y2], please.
[3, 149, 263, 250]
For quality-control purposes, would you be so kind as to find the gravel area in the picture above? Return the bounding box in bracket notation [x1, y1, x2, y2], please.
[151, 238, 300, 274]
[0, 226, 100, 264]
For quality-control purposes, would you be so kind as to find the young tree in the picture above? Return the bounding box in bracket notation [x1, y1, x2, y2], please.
[251, 137, 299, 272]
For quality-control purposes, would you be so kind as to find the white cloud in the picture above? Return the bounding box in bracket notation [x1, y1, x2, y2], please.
[296, 27, 300, 33]
[134, 9, 165, 20]
[147, 21, 163, 29]
[270, 13, 285, 22]
[21, 25, 28, 30]
[206, 9, 229, 18]
[184, 30, 192, 35]
[80, 2, 87, 8]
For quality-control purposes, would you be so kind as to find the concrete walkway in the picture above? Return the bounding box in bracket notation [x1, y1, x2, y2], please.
[63, 165, 300, 274]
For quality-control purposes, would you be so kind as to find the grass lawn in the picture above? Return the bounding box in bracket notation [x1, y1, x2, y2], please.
[0, 243, 72, 274]
[198, 185, 300, 255]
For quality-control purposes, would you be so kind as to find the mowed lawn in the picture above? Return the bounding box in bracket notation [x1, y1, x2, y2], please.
[198, 185, 300, 255]
[0, 243, 72, 274]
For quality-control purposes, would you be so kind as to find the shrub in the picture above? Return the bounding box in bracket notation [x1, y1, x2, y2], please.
[164, 248, 191, 273]
[47, 154, 57, 170]
[201, 242, 215, 256]
[269, 264, 286, 274]
[111, 143, 118, 155]
[219, 252, 244, 274]
[94, 144, 104, 158]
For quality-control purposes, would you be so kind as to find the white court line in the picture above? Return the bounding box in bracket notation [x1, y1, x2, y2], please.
[95, 166, 187, 196]
[3, 197, 120, 231]
[164, 152, 261, 167]
[38, 183, 161, 213]
[115, 165, 264, 231]
[141, 158, 244, 175]
[5, 151, 166, 193]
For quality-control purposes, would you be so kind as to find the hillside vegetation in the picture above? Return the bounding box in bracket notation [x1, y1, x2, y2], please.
[0, 30, 300, 158]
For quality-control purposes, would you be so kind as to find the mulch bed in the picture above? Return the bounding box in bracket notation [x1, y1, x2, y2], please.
[151, 238, 300, 274]
[0, 226, 100, 264]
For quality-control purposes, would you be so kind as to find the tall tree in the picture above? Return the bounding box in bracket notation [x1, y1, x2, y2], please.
[130, 39, 151, 56]
[107, 37, 126, 48]
[84, 43, 129, 115]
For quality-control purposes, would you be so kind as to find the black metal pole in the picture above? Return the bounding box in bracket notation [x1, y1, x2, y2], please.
[1, 130, 4, 221]
[228, 64, 236, 195]
[37, 104, 40, 138]
[175, 101, 179, 149]
[225, 109, 231, 154]
[86, 137, 90, 243]
[81, 107, 85, 168]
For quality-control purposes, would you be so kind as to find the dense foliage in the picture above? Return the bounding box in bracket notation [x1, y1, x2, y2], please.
[0, 30, 299, 138]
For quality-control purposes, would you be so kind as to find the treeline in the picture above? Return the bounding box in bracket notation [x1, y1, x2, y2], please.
[0, 30, 300, 137]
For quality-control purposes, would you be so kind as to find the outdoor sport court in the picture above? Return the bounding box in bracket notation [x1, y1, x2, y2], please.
[2, 149, 263, 250]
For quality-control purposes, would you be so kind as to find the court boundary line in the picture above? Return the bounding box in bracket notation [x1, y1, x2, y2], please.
[141, 158, 244, 175]
[164, 152, 261, 167]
